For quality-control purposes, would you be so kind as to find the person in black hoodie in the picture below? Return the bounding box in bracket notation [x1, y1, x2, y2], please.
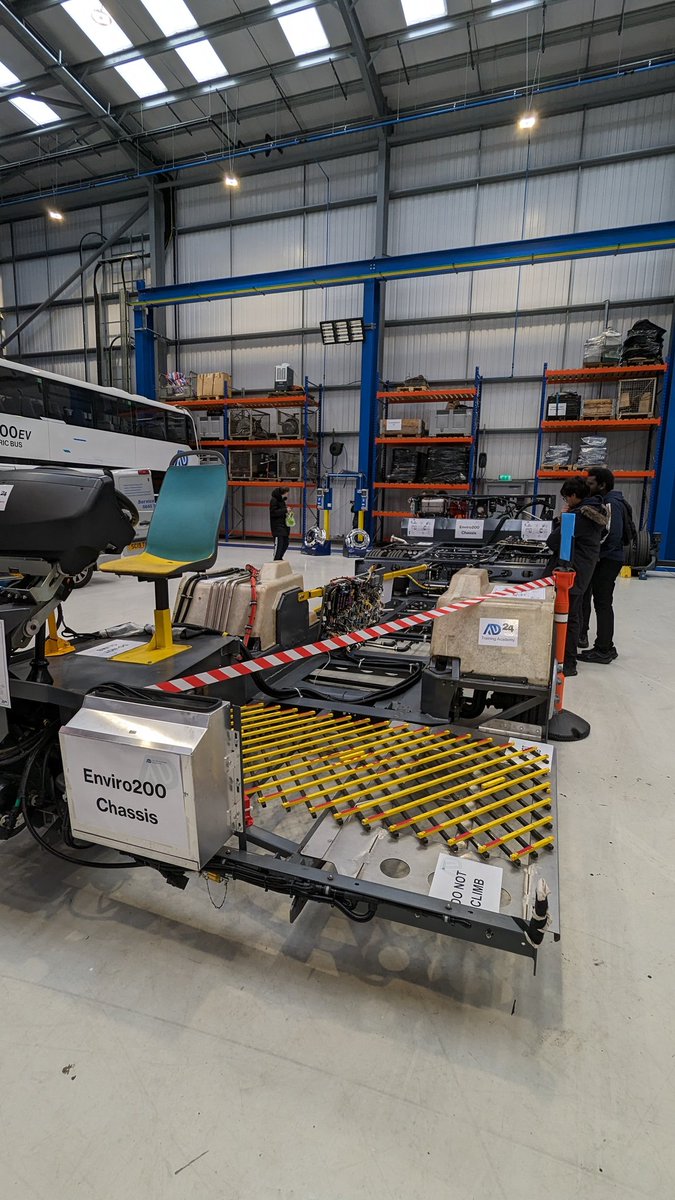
[269, 487, 291, 560]
[546, 477, 608, 677]
[579, 466, 633, 664]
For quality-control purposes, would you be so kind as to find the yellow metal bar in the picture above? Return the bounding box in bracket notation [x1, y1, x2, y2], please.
[245, 722, 424, 790]
[241, 706, 298, 726]
[478, 815, 554, 852]
[381, 563, 429, 581]
[444, 798, 553, 848]
[242, 715, 357, 761]
[306, 736, 488, 812]
[337, 750, 546, 824]
[356, 755, 549, 827]
[244, 718, 382, 769]
[325, 746, 522, 821]
[415, 773, 551, 838]
[510, 835, 555, 861]
[263, 730, 470, 805]
[242, 712, 331, 742]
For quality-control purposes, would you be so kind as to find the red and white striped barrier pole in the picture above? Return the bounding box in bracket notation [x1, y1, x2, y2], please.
[150, 576, 555, 695]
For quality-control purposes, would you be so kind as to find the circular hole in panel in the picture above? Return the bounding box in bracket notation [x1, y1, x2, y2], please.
[380, 858, 411, 880]
[500, 888, 512, 906]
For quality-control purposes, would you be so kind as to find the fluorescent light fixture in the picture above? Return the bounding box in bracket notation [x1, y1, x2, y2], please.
[320, 318, 364, 345]
[48, 208, 65, 221]
[177, 39, 227, 83]
[10, 96, 61, 125]
[267, 1, 329, 56]
[224, 174, 240, 188]
[401, 0, 446, 26]
[62, 1, 166, 97]
[518, 112, 537, 130]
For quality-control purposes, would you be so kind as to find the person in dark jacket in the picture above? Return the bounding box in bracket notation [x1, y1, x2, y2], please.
[546, 477, 608, 677]
[269, 487, 291, 560]
[579, 466, 632, 663]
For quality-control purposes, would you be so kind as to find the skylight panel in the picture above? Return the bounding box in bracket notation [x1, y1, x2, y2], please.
[137, 0, 227, 83]
[61, 1, 167, 97]
[0, 58, 60, 124]
[62, 0, 130, 55]
[267, 2, 330, 56]
[176, 40, 227, 83]
[116, 58, 167, 97]
[401, 0, 447, 26]
[0, 60, 20, 87]
[10, 96, 61, 126]
[139, 0, 196, 37]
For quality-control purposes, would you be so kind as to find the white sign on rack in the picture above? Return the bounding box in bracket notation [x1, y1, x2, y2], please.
[455, 518, 484, 539]
[408, 517, 435, 538]
[385, 418, 402, 432]
[522, 519, 552, 542]
[0, 620, 11, 708]
[429, 855, 503, 913]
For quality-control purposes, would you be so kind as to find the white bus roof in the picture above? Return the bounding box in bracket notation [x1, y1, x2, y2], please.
[0, 357, 185, 415]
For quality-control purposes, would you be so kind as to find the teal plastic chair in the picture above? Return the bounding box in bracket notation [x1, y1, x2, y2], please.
[100, 451, 227, 663]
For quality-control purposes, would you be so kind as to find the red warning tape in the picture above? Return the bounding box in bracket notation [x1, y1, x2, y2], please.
[150, 576, 554, 695]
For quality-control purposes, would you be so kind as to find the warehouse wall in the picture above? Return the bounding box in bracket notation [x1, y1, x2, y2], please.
[1, 91, 674, 535]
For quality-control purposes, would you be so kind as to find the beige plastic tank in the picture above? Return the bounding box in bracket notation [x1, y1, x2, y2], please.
[430, 568, 555, 687]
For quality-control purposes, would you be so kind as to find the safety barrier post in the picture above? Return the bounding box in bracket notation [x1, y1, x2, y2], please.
[548, 512, 591, 742]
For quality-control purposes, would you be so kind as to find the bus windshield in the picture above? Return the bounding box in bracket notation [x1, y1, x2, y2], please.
[0, 359, 197, 472]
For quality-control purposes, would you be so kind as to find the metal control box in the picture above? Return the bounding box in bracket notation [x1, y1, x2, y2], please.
[60, 696, 242, 872]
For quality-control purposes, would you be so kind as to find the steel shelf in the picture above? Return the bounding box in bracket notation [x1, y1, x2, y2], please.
[375, 436, 473, 445]
[376, 482, 470, 491]
[377, 389, 477, 402]
[546, 366, 667, 382]
[541, 419, 661, 430]
[205, 439, 317, 448]
[537, 470, 656, 479]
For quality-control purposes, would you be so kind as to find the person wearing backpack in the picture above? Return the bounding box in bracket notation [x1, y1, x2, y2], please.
[579, 466, 635, 664]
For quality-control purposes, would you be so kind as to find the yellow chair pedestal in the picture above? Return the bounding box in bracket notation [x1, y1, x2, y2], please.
[112, 607, 191, 665]
[45, 612, 75, 657]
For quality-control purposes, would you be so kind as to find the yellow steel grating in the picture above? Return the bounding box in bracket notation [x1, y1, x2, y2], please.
[239, 703, 555, 863]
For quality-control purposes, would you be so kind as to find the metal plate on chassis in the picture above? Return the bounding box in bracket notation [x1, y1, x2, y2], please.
[298, 737, 560, 938]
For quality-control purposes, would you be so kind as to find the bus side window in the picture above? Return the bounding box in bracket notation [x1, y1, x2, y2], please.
[0, 368, 44, 417]
[46, 380, 93, 428]
[95, 395, 134, 435]
[136, 405, 167, 441]
[167, 412, 194, 446]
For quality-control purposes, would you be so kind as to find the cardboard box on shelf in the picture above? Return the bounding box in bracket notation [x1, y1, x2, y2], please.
[197, 371, 233, 398]
[618, 383, 656, 417]
[379, 417, 427, 437]
[582, 398, 615, 419]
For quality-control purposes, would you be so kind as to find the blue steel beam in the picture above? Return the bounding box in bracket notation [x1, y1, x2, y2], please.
[134, 222, 675, 308]
[359, 281, 381, 537]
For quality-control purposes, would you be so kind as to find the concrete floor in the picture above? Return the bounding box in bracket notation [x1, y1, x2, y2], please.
[1, 548, 673, 1200]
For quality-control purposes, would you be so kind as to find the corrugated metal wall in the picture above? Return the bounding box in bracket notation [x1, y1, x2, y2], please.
[1, 95, 673, 537]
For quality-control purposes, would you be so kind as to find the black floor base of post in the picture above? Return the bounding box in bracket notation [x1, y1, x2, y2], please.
[548, 708, 591, 742]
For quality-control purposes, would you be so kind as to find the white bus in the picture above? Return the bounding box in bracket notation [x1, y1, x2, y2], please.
[0, 358, 198, 472]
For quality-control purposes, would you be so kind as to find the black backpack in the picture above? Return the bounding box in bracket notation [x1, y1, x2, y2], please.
[620, 499, 637, 548]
